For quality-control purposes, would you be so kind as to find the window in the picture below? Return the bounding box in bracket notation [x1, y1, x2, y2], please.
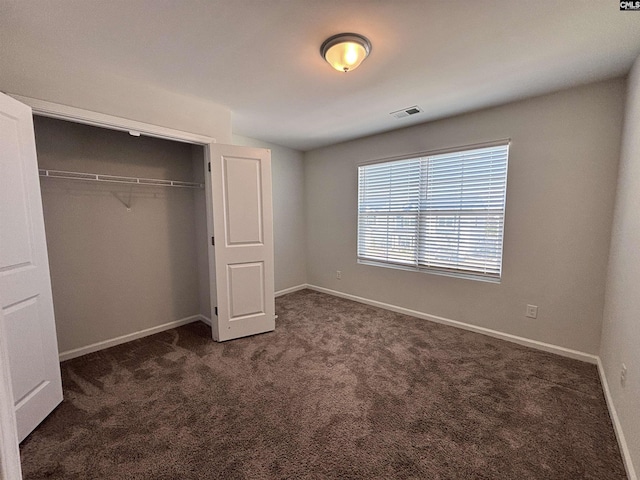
[357, 143, 509, 281]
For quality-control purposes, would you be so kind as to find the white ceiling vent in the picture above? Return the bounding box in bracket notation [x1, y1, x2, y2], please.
[390, 105, 423, 119]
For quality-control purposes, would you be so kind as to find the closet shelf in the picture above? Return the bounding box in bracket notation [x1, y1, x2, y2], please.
[38, 169, 204, 189]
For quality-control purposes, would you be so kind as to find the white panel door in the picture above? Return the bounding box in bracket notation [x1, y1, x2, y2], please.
[0, 93, 63, 442]
[208, 144, 275, 341]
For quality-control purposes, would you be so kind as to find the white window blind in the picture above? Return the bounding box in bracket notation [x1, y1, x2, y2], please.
[358, 143, 509, 281]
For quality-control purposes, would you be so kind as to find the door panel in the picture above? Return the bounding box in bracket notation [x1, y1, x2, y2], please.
[4, 299, 48, 401]
[0, 114, 34, 268]
[0, 93, 63, 442]
[208, 144, 275, 342]
[228, 262, 265, 319]
[223, 156, 264, 245]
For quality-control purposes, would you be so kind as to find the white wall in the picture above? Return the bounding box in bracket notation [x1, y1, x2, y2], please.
[0, 62, 231, 143]
[233, 135, 307, 292]
[601, 56, 640, 478]
[305, 79, 625, 355]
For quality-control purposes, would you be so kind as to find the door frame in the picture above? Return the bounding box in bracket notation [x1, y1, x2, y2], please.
[0, 94, 218, 479]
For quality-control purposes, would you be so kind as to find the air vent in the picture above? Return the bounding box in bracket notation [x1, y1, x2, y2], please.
[390, 105, 423, 119]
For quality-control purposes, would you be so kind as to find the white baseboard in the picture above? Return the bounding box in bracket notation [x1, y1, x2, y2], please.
[305, 284, 598, 364]
[58, 315, 203, 361]
[275, 284, 308, 297]
[597, 358, 638, 480]
[198, 315, 212, 326]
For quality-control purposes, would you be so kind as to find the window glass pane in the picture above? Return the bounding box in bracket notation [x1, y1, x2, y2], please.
[357, 143, 509, 280]
[359, 159, 421, 213]
[358, 214, 418, 265]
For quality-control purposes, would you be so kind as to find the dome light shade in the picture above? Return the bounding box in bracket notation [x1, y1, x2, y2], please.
[321, 33, 371, 73]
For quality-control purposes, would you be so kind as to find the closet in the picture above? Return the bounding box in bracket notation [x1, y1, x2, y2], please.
[34, 116, 212, 358]
[0, 93, 275, 446]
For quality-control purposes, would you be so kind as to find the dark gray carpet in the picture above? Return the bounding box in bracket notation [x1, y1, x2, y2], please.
[20, 289, 626, 479]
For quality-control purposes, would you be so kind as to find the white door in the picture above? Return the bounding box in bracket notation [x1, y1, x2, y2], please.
[0, 93, 63, 442]
[207, 144, 275, 342]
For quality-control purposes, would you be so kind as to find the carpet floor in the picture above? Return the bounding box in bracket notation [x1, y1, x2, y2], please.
[20, 289, 626, 479]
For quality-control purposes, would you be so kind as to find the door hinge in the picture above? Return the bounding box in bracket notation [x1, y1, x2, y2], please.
[215, 306, 218, 316]
[208, 162, 211, 172]
[211, 236, 215, 246]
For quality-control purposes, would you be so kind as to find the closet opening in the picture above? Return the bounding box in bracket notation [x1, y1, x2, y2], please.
[33, 115, 214, 361]
[2, 94, 275, 471]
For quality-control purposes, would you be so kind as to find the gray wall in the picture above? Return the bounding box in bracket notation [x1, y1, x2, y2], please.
[601, 56, 640, 476]
[35, 116, 201, 354]
[233, 135, 307, 292]
[304, 79, 625, 355]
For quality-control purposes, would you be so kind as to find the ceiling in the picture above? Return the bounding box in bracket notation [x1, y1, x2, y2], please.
[2, 1, 640, 151]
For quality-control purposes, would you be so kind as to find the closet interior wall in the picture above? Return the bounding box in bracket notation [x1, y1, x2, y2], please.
[33, 116, 210, 356]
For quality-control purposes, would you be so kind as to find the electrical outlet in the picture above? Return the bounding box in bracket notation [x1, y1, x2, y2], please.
[525, 304, 538, 319]
[336, 270, 342, 280]
[621, 364, 627, 387]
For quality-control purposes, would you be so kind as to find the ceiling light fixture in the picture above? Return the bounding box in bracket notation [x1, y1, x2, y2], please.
[320, 33, 371, 73]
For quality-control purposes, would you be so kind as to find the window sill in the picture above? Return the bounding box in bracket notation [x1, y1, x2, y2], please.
[357, 259, 502, 284]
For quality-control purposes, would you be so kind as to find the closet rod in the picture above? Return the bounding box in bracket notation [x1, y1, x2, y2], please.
[38, 169, 204, 189]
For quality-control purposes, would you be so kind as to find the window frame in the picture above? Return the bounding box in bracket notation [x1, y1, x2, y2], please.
[357, 140, 510, 283]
